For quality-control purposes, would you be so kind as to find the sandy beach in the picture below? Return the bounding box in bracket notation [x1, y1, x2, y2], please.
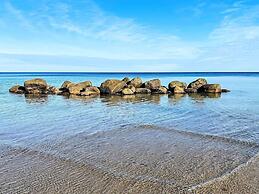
[0, 125, 258, 194]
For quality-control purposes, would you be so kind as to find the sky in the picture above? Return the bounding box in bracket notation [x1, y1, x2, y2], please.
[0, 0, 259, 72]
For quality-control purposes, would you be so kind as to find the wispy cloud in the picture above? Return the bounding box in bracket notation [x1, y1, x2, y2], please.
[0, 0, 258, 71]
[0, 0, 201, 60]
[4, 1, 33, 29]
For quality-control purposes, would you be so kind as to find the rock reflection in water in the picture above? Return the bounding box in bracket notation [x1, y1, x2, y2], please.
[168, 94, 186, 104]
[25, 94, 48, 104]
[100, 94, 164, 105]
[62, 94, 99, 103]
[188, 92, 221, 102]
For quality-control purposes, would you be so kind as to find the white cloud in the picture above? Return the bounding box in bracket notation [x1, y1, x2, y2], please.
[0, 0, 201, 60]
[0, 0, 258, 71]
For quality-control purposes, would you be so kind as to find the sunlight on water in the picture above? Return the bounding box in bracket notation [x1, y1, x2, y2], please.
[1, 73, 259, 147]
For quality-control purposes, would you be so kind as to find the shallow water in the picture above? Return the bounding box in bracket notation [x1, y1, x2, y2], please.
[1, 72, 259, 146]
[1, 72, 259, 193]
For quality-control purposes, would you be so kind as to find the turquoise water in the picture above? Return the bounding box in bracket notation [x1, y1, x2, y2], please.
[1, 72, 259, 147]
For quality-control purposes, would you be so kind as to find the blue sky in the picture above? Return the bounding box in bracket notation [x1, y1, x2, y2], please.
[0, 0, 259, 72]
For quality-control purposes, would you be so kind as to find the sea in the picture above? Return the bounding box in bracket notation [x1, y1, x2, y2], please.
[1, 72, 259, 147]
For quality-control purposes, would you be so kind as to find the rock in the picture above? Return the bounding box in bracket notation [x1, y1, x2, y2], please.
[135, 88, 151, 94]
[151, 86, 168, 94]
[122, 77, 130, 83]
[198, 84, 222, 93]
[125, 85, 136, 93]
[100, 79, 127, 94]
[9, 85, 25, 94]
[80, 86, 100, 96]
[47, 86, 59, 95]
[168, 81, 187, 91]
[24, 78, 48, 94]
[60, 81, 73, 91]
[187, 78, 207, 89]
[128, 77, 143, 88]
[122, 88, 134, 95]
[172, 86, 186, 94]
[144, 79, 161, 90]
[222, 89, 230, 93]
[185, 88, 198, 93]
[68, 81, 92, 95]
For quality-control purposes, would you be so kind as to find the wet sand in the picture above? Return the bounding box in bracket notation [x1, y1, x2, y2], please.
[0, 125, 259, 194]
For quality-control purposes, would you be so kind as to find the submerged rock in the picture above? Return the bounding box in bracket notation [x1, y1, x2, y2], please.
[128, 77, 143, 88]
[100, 79, 127, 94]
[187, 78, 207, 90]
[24, 78, 48, 94]
[198, 84, 222, 93]
[9, 85, 25, 94]
[222, 89, 231, 93]
[144, 79, 161, 90]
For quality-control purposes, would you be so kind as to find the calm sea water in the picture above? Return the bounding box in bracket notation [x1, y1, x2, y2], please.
[1, 72, 259, 147]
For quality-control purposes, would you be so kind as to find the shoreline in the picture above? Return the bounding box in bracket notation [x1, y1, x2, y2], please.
[1, 125, 258, 193]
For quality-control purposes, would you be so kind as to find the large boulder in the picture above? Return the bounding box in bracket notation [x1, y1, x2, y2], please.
[151, 86, 168, 94]
[80, 86, 100, 96]
[9, 85, 25, 94]
[172, 86, 186, 94]
[24, 78, 48, 94]
[135, 88, 151, 94]
[68, 81, 92, 95]
[100, 79, 127, 94]
[144, 79, 161, 90]
[128, 77, 142, 88]
[187, 78, 207, 90]
[198, 84, 222, 93]
[168, 81, 187, 92]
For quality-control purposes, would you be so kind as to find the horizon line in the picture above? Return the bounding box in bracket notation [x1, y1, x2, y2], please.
[1, 72, 259, 74]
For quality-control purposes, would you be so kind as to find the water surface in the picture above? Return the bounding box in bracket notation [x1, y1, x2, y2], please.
[1, 72, 259, 146]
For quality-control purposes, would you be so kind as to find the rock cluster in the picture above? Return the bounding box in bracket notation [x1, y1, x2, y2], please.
[9, 77, 230, 97]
